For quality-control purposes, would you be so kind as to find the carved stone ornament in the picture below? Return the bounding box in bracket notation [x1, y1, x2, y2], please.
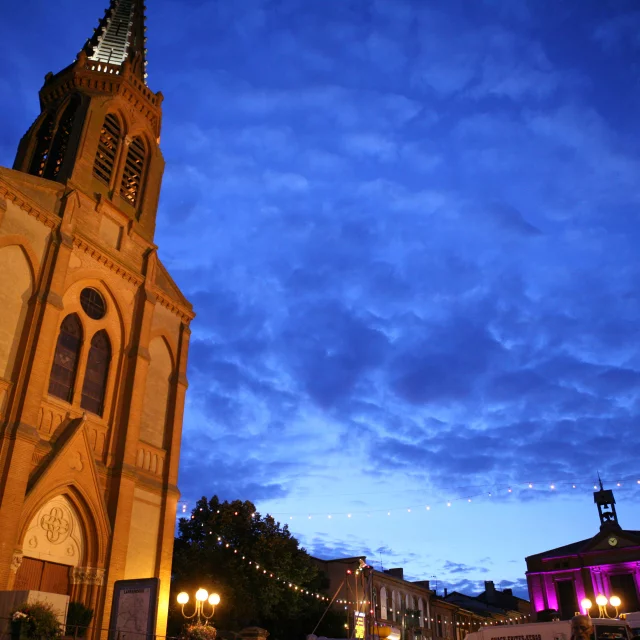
[40, 506, 71, 544]
[70, 450, 84, 472]
[71, 567, 105, 586]
[10, 553, 23, 574]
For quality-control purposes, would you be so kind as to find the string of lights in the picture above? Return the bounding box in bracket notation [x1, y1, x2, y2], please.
[178, 477, 640, 519]
[194, 527, 332, 603]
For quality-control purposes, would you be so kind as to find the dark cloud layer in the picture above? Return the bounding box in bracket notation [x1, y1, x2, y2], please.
[3, 0, 640, 595]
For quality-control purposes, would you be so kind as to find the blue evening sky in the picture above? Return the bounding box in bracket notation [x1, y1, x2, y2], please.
[2, 0, 640, 598]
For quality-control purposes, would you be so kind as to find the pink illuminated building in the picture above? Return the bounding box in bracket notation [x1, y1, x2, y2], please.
[526, 483, 640, 620]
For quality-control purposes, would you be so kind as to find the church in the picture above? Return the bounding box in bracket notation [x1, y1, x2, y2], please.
[526, 484, 640, 620]
[0, 0, 193, 636]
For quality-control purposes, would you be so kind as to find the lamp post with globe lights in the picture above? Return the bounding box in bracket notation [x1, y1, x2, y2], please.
[581, 595, 622, 619]
[595, 594, 622, 618]
[176, 589, 221, 625]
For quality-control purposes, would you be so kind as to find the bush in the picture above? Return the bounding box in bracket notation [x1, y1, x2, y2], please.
[182, 624, 218, 640]
[12, 602, 62, 640]
[65, 602, 94, 638]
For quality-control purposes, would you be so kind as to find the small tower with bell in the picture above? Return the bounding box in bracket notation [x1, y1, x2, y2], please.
[593, 477, 621, 532]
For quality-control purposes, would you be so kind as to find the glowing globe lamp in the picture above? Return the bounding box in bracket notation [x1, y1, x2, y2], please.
[610, 596, 621, 608]
[596, 595, 608, 607]
[209, 593, 221, 606]
[177, 592, 189, 605]
[195, 588, 209, 602]
[581, 598, 592, 612]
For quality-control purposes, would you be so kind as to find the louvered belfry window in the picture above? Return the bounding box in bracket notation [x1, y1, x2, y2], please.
[48, 314, 83, 403]
[93, 113, 121, 185]
[120, 136, 146, 207]
[80, 330, 111, 416]
[28, 114, 55, 177]
[44, 95, 80, 180]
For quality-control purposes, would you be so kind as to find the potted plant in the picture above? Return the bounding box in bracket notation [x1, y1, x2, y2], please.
[65, 602, 94, 638]
[11, 602, 63, 640]
[182, 624, 219, 640]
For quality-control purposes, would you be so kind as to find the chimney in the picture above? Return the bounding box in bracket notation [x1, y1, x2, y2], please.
[384, 568, 404, 580]
[485, 581, 496, 599]
[444, 588, 448, 597]
[503, 589, 513, 597]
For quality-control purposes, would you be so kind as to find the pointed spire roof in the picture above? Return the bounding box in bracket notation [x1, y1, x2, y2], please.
[84, 0, 148, 83]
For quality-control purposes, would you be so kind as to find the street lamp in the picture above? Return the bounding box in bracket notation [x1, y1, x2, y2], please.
[595, 595, 621, 619]
[176, 589, 221, 625]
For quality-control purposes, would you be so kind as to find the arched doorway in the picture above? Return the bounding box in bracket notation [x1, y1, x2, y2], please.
[15, 496, 84, 595]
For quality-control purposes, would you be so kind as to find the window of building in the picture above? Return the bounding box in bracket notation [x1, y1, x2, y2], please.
[43, 95, 80, 180]
[119, 136, 146, 207]
[80, 287, 106, 320]
[28, 114, 55, 177]
[80, 330, 111, 416]
[93, 113, 121, 185]
[609, 573, 639, 612]
[48, 314, 83, 403]
[556, 580, 578, 620]
[437, 615, 443, 638]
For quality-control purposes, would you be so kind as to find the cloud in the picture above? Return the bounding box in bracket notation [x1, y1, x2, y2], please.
[5, 0, 640, 598]
[443, 561, 490, 575]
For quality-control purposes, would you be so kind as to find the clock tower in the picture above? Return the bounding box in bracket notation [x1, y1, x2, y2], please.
[0, 1, 193, 637]
[593, 479, 621, 533]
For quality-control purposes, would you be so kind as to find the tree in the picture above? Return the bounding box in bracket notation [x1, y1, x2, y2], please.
[170, 496, 345, 640]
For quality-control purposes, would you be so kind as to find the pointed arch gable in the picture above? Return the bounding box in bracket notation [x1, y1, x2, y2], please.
[22, 418, 111, 567]
[0, 235, 40, 283]
[61, 275, 129, 346]
[139, 335, 174, 449]
[0, 244, 35, 381]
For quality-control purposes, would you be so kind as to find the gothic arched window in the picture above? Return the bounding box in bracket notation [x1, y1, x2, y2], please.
[44, 95, 81, 180]
[119, 136, 146, 207]
[93, 113, 121, 185]
[28, 113, 55, 177]
[48, 314, 83, 403]
[80, 330, 111, 416]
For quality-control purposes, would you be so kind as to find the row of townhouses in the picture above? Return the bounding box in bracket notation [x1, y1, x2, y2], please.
[313, 557, 531, 640]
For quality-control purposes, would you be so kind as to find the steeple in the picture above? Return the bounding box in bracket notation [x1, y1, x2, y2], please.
[593, 477, 621, 533]
[12, 0, 164, 241]
[83, 0, 148, 83]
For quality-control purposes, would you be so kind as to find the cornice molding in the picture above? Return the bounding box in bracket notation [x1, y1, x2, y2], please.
[0, 181, 60, 230]
[72, 235, 144, 286]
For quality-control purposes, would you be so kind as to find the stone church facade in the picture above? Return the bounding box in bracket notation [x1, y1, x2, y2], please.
[0, 0, 193, 636]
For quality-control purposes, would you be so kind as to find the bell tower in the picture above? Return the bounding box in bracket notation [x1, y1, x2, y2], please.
[0, 2, 193, 638]
[593, 479, 621, 532]
[13, 0, 164, 242]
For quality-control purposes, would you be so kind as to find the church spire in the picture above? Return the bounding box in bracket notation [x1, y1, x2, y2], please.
[83, 0, 148, 83]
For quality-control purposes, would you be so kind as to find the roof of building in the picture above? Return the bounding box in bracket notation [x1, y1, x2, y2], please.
[84, 0, 148, 83]
[525, 529, 640, 562]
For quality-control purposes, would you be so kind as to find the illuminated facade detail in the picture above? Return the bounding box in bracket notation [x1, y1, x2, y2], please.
[526, 486, 640, 620]
[0, 1, 193, 638]
[86, 0, 148, 82]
